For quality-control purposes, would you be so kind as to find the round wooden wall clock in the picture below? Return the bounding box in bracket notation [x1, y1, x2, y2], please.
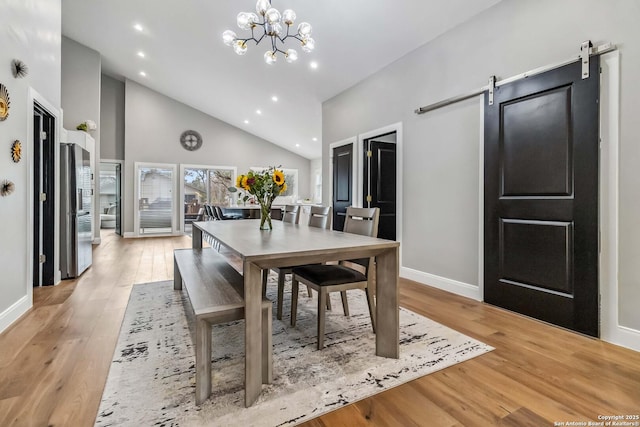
[0, 84, 10, 121]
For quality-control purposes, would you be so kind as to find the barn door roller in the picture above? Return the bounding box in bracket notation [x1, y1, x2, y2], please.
[414, 40, 615, 115]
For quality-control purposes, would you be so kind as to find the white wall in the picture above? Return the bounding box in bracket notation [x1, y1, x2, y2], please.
[100, 74, 125, 160]
[0, 0, 61, 332]
[61, 36, 102, 243]
[123, 80, 311, 235]
[322, 0, 640, 348]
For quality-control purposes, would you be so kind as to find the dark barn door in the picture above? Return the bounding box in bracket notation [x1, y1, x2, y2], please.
[364, 139, 397, 240]
[484, 58, 600, 337]
[332, 143, 353, 231]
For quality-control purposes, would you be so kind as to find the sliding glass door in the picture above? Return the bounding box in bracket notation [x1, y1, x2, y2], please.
[135, 163, 177, 235]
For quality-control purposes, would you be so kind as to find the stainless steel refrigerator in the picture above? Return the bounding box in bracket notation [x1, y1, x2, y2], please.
[60, 143, 93, 279]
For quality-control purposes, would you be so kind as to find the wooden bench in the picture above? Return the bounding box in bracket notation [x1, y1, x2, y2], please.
[173, 248, 272, 405]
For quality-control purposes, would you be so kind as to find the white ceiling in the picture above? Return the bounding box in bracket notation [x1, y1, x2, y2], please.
[61, 0, 501, 159]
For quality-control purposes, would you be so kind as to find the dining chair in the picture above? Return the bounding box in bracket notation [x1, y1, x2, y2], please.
[261, 205, 332, 320]
[290, 206, 380, 350]
[282, 204, 301, 224]
[214, 205, 242, 220]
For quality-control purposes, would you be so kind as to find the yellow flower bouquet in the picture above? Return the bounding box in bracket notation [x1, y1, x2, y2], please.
[236, 166, 287, 230]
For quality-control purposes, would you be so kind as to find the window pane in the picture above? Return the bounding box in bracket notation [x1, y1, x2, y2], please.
[139, 166, 173, 234]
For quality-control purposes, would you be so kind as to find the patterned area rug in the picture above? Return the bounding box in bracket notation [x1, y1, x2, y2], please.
[96, 277, 492, 426]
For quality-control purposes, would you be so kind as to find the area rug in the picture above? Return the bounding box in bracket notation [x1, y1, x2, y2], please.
[96, 277, 493, 426]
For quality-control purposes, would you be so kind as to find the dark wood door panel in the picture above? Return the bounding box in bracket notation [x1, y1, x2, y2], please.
[499, 219, 573, 294]
[333, 144, 353, 231]
[485, 57, 599, 337]
[501, 86, 573, 196]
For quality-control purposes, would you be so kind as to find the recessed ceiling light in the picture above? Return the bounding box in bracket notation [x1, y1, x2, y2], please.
[256, 109, 262, 115]
[137, 51, 145, 58]
[310, 61, 318, 69]
[296, 144, 300, 147]
[134, 23, 144, 32]
[271, 95, 278, 102]
[244, 119, 249, 124]
[312, 137, 318, 142]
[139, 71, 147, 77]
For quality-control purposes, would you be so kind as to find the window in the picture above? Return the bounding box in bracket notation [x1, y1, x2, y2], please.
[181, 165, 236, 232]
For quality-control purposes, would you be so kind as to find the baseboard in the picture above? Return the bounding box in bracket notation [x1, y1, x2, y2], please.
[122, 232, 183, 239]
[0, 294, 31, 334]
[602, 325, 640, 352]
[400, 267, 481, 301]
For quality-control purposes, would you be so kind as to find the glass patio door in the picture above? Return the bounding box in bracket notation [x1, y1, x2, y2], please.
[135, 163, 177, 235]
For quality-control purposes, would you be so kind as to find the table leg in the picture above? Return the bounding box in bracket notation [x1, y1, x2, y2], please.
[375, 247, 399, 358]
[192, 225, 202, 249]
[244, 260, 263, 407]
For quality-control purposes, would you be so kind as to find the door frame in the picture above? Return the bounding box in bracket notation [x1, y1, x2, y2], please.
[27, 88, 62, 291]
[133, 162, 178, 237]
[358, 123, 403, 251]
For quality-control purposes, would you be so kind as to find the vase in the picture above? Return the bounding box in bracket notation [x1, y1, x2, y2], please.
[259, 202, 272, 230]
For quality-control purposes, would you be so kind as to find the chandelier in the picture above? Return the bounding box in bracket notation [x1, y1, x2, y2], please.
[222, 0, 315, 65]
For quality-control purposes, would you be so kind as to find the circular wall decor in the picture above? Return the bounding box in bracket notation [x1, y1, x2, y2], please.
[11, 59, 28, 79]
[1, 179, 15, 197]
[0, 84, 10, 121]
[180, 130, 203, 151]
[11, 140, 22, 162]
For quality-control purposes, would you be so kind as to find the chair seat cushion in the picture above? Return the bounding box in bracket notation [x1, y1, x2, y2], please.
[292, 264, 366, 287]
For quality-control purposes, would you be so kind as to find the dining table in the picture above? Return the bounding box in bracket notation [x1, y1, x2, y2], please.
[192, 219, 400, 407]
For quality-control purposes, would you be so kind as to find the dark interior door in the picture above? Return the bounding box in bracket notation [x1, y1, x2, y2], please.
[33, 104, 56, 286]
[484, 58, 599, 337]
[332, 143, 353, 231]
[364, 139, 396, 240]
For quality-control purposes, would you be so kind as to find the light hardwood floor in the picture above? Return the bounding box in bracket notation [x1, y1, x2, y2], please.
[0, 231, 638, 426]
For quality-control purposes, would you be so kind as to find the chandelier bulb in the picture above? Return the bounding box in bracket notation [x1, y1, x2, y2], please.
[264, 50, 277, 65]
[301, 37, 315, 53]
[256, 0, 270, 16]
[265, 8, 281, 25]
[285, 49, 298, 63]
[222, 30, 237, 46]
[234, 40, 248, 55]
[282, 9, 296, 26]
[297, 22, 312, 37]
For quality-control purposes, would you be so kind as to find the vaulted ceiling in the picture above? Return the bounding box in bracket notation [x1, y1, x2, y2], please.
[62, 0, 501, 159]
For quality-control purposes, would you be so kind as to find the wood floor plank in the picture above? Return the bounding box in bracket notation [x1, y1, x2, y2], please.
[0, 230, 638, 427]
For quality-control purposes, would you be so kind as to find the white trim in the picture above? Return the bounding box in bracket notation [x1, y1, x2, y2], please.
[328, 136, 359, 212]
[179, 164, 237, 233]
[401, 267, 481, 301]
[358, 122, 404, 264]
[598, 52, 639, 352]
[133, 162, 178, 237]
[0, 295, 31, 333]
[478, 97, 485, 301]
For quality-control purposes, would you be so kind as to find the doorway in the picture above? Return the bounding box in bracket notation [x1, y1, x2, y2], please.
[331, 143, 354, 231]
[99, 162, 122, 236]
[33, 103, 56, 286]
[363, 132, 397, 240]
[484, 58, 600, 337]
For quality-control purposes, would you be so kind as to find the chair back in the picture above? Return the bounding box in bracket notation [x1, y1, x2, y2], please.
[213, 205, 224, 220]
[308, 205, 332, 229]
[343, 207, 380, 238]
[195, 207, 205, 221]
[203, 204, 213, 220]
[343, 207, 380, 271]
[282, 205, 301, 224]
